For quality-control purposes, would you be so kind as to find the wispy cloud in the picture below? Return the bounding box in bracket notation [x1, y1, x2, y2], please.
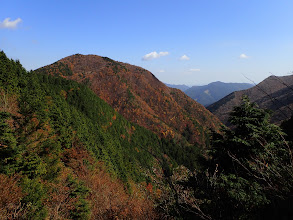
[159, 69, 165, 73]
[189, 68, 200, 72]
[239, 53, 249, 59]
[0, 18, 22, 29]
[142, 51, 169, 61]
[179, 55, 190, 61]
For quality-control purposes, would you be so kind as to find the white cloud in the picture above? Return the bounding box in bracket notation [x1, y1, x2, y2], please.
[179, 55, 190, 61]
[159, 51, 169, 56]
[239, 53, 249, 59]
[142, 51, 169, 61]
[159, 70, 165, 73]
[0, 18, 22, 29]
[189, 68, 200, 72]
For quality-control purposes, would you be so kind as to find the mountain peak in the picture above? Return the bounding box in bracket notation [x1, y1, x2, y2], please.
[36, 54, 221, 146]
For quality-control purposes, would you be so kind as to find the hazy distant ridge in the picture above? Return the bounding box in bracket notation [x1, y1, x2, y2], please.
[184, 81, 253, 106]
[165, 83, 190, 91]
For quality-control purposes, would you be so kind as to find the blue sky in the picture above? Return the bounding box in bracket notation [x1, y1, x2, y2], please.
[1, 0, 293, 85]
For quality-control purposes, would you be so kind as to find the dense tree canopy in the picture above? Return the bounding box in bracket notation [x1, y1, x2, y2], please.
[179, 97, 293, 219]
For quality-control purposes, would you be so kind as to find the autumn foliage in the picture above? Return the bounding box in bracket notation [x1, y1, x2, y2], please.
[0, 175, 26, 219]
[62, 146, 156, 219]
[36, 54, 221, 146]
[0, 51, 165, 219]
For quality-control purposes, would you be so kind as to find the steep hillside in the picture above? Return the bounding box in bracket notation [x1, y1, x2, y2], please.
[208, 75, 293, 125]
[185, 81, 253, 106]
[165, 83, 190, 91]
[0, 51, 208, 219]
[35, 54, 221, 146]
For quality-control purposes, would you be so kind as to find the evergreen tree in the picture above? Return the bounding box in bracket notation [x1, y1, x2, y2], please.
[0, 112, 18, 174]
[184, 97, 293, 219]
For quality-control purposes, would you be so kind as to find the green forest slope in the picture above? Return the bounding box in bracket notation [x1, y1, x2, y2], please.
[0, 51, 205, 219]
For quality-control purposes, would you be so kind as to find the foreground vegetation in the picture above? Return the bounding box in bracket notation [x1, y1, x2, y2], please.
[170, 97, 293, 219]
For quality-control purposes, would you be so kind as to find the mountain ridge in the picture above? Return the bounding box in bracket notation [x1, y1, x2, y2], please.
[165, 83, 190, 91]
[185, 81, 253, 106]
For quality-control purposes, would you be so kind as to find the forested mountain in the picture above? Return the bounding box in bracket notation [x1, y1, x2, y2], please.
[185, 81, 253, 106]
[35, 54, 221, 146]
[208, 75, 293, 125]
[0, 51, 208, 219]
[165, 83, 190, 91]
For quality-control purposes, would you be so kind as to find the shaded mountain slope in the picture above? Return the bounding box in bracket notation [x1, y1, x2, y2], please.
[35, 54, 221, 146]
[207, 75, 293, 125]
[185, 81, 253, 106]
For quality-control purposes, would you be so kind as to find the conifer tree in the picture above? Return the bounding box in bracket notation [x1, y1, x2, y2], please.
[0, 112, 18, 174]
[185, 97, 293, 219]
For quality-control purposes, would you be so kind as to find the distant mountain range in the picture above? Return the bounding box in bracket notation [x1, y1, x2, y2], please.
[184, 81, 253, 106]
[165, 83, 190, 91]
[35, 54, 221, 146]
[208, 75, 293, 125]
